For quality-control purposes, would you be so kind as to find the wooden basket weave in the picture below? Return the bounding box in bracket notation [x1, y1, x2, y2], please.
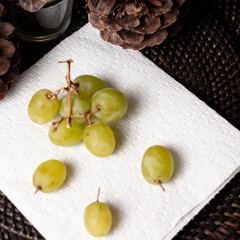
[0, 0, 239, 239]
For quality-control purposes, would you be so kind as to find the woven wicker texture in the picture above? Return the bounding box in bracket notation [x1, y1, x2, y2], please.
[1, 0, 240, 239]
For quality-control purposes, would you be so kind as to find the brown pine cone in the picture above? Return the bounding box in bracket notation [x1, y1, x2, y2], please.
[88, 0, 188, 50]
[0, 3, 20, 100]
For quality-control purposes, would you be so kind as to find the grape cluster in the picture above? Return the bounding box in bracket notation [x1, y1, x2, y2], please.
[28, 60, 128, 157]
[29, 60, 127, 237]
[30, 60, 175, 238]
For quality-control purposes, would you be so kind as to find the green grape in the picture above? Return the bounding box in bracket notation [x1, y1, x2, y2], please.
[84, 201, 112, 237]
[49, 120, 83, 147]
[58, 95, 90, 124]
[28, 89, 59, 124]
[141, 145, 174, 189]
[91, 88, 128, 122]
[33, 159, 66, 193]
[83, 122, 115, 157]
[73, 75, 106, 100]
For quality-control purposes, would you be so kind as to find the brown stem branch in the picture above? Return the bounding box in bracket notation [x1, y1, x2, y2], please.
[71, 105, 101, 125]
[47, 87, 68, 99]
[34, 185, 42, 194]
[87, 105, 101, 125]
[66, 76, 72, 128]
[71, 114, 87, 119]
[155, 179, 165, 192]
[52, 117, 65, 132]
[59, 59, 73, 128]
[51, 106, 101, 132]
[72, 82, 79, 88]
[70, 86, 79, 95]
[97, 187, 100, 202]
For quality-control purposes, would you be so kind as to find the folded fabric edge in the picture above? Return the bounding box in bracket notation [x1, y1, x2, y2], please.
[165, 167, 240, 240]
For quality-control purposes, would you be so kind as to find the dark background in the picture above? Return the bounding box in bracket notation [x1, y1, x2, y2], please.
[1, 0, 239, 239]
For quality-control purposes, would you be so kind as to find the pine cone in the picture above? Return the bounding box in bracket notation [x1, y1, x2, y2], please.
[0, 3, 20, 100]
[88, 0, 188, 50]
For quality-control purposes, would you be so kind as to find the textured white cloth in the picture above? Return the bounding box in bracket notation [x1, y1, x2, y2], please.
[0, 24, 239, 240]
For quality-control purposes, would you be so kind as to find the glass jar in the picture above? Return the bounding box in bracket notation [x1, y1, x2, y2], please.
[5, 0, 73, 42]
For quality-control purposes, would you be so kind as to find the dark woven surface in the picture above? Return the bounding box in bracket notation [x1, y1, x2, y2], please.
[1, 0, 240, 239]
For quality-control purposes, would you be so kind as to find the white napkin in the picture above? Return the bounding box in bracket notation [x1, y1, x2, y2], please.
[0, 24, 239, 240]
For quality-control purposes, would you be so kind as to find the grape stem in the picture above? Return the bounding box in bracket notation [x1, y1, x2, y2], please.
[87, 105, 101, 125]
[97, 187, 101, 202]
[70, 86, 79, 95]
[155, 179, 165, 192]
[60, 60, 73, 128]
[49, 59, 101, 132]
[70, 105, 101, 125]
[47, 87, 68, 99]
[51, 105, 101, 132]
[51, 117, 65, 132]
[48, 59, 77, 129]
[34, 185, 42, 194]
[72, 82, 79, 88]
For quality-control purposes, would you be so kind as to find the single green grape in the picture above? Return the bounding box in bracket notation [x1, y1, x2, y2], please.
[28, 89, 59, 124]
[49, 120, 83, 147]
[33, 159, 66, 193]
[58, 95, 90, 124]
[84, 201, 112, 237]
[141, 145, 174, 190]
[73, 75, 106, 100]
[83, 122, 115, 157]
[91, 88, 128, 122]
